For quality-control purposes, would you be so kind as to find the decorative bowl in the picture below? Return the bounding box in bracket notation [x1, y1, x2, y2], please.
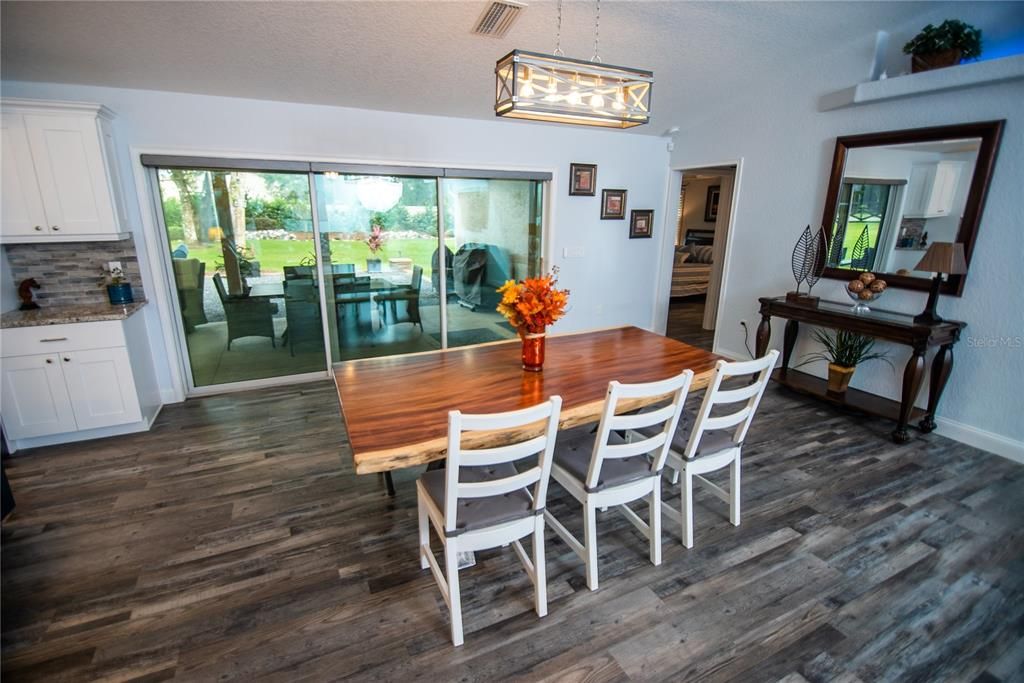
[845, 284, 885, 313]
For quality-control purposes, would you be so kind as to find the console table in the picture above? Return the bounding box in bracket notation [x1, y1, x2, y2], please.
[756, 296, 965, 444]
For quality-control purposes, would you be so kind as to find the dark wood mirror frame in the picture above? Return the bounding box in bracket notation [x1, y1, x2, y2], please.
[820, 120, 1004, 296]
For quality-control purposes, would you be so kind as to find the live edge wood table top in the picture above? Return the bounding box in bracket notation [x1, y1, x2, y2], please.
[334, 326, 725, 474]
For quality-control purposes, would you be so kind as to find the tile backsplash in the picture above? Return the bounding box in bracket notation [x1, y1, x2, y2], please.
[3, 237, 145, 306]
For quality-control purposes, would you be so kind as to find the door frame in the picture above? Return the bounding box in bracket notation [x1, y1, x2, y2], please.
[130, 146, 555, 400]
[653, 158, 743, 355]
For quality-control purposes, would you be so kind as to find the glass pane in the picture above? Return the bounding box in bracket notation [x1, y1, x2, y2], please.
[313, 173, 442, 361]
[441, 178, 544, 347]
[833, 182, 891, 271]
[158, 169, 325, 387]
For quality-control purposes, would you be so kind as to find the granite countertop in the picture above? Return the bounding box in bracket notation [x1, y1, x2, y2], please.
[1, 301, 148, 329]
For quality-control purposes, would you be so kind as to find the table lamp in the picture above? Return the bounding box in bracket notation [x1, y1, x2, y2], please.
[913, 242, 967, 325]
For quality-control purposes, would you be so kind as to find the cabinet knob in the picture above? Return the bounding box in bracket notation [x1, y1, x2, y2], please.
[34, 225, 43, 231]
[45, 358, 53, 364]
[51, 225, 60, 231]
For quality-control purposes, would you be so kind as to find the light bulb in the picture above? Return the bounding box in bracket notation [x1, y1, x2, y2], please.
[589, 92, 605, 109]
[521, 80, 535, 97]
[567, 88, 582, 106]
[612, 88, 626, 110]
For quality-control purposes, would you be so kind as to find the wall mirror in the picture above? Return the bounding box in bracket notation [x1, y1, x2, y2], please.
[821, 120, 1004, 295]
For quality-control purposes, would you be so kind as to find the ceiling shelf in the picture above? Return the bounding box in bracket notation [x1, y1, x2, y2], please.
[820, 54, 1024, 111]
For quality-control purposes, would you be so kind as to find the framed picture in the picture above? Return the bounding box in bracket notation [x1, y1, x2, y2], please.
[629, 209, 654, 239]
[704, 185, 721, 222]
[569, 163, 597, 196]
[600, 189, 627, 219]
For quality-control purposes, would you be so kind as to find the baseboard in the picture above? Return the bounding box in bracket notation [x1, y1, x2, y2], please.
[934, 417, 1024, 465]
[713, 346, 750, 362]
[161, 388, 184, 404]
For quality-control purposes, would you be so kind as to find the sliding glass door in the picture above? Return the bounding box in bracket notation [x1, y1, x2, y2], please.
[150, 159, 547, 390]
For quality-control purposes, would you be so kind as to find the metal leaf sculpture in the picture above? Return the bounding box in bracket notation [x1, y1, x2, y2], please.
[850, 224, 872, 271]
[804, 226, 829, 294]
[828, 222, 846, 267]
[790, 225, 815, 293]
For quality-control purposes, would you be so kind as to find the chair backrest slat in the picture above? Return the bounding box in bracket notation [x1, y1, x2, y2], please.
[584, 371, 693, 490]
[684, 350, 779, 460]
[444, 396, 562, 534]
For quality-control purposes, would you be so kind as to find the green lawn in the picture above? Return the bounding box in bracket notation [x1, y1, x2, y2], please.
[839, 221, 880, 265]
[181, 238, 455, 276]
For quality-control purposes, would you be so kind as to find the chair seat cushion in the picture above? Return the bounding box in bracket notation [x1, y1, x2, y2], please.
[553, 424, 655, 492]
[635, 409, 740, 458]
[420, 463, 536, 537]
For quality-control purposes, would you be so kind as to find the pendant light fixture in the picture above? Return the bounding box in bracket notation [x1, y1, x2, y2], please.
[494, 0, 653, 128]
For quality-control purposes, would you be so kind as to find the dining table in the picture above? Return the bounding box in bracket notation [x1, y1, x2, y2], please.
[333, 326, 726, 476]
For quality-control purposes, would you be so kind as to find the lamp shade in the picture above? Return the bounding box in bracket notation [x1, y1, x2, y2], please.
[914, 242, 967, 275]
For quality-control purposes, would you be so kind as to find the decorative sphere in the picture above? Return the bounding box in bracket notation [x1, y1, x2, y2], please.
[859, 272, 876, 285]
[859, 289, 874, 300]
[870, 280, 887, 292]
[848, 280, 865, 292]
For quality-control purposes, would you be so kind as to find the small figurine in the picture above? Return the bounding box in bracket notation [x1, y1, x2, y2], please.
[17, 278, 41, 311]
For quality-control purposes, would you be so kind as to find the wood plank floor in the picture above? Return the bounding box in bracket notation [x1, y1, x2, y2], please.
[666, 296, 715, 351]
[3, 380, 1023, 682]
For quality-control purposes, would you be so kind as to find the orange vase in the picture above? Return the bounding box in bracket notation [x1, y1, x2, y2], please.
[521, 332, 546, 372]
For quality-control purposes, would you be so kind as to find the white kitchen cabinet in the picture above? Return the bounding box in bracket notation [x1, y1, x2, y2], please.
[0, 354, 78, 439]
[0, 313, 160, 447]
[904, 161, 965, 219]
[0, 99, 128, 243]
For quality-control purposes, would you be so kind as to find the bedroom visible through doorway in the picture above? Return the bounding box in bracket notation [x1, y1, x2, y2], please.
[665, 165, 737, 352]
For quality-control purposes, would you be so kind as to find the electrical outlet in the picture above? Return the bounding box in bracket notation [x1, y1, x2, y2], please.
[739, 319, 747, 328]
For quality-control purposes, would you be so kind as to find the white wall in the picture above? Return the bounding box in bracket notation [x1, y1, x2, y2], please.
[668, 58, 1024, 451]
[1, 81, 671, 401]
[681, 176, 720, 238]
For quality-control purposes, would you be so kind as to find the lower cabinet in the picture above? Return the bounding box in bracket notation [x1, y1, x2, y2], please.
[0, 317, 156, 444]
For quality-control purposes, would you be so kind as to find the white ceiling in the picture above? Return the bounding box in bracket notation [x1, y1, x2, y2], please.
[2, 1, 1020, 135]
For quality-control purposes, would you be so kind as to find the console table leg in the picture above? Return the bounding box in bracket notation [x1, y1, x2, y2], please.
[755, 314, 771, 358]
[920, 344, 953, 433]
[782, 320, 799, 373]
[893, 348, 926, 444]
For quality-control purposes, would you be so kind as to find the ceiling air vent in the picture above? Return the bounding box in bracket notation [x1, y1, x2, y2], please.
[472, 0, 526, 38]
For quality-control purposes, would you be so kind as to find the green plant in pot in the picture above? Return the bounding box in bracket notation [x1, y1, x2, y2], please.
[903, 20, 982, 73]
[797, 329, 893, 394]
[100, 266, 134, 305]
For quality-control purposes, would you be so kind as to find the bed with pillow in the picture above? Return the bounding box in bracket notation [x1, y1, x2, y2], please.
[671, 244, 714, 298]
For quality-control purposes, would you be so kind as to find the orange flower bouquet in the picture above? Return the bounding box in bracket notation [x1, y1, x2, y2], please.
[496, 269, 569, 371]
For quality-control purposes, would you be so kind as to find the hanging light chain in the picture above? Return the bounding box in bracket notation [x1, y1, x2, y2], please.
[591, 0, 602, 63]
[553, 0, 564, 56]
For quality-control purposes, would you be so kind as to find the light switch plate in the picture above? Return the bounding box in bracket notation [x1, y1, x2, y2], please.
[107, 261, 122, 273]
[563, 247, 585, 258]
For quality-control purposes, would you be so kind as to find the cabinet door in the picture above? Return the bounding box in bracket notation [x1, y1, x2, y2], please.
[926, 162, 962, 217]
[61, 348, 142, 430]
[0, 114, 49, 237]
[904, 164, 934, 217]
[23, 114, 118, 236]
[0, 354, 77, 439]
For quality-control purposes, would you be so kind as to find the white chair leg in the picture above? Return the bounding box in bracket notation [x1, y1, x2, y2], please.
[730, 454, 741, 526]
[682, 470, 694, 549]
[444, 539, 464, 646]
[533, 516, 547, 617]
[584, 501, 599, 591]
[670, 468, 680, 486]
[649, 482, 662, 566]
[418, 494, 429, 570]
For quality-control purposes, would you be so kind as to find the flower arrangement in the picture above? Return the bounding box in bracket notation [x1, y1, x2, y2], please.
[99, 265, 127, 285]
[366, 223, 386, 254]
[496, 268, 570, 336]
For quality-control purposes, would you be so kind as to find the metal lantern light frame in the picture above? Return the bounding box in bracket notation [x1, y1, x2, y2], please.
[495, 50, 653, 129]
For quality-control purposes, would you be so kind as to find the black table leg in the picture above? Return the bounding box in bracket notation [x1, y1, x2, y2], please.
[920, 343, 953, 433]
[383, 471, 395, 496]
[893, 347, 926, 444]
[782, 320, 799, 374]
[755, 313, 771, 358]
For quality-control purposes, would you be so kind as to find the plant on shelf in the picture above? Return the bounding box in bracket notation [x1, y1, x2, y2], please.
[496, 268, 570, 372]
[797, 328, 893, 394]
[903, 20, 982, 73]
[99, 265, 134, 305]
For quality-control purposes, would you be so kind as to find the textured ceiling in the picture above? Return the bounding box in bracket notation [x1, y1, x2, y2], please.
[2, 1, 1020, 134]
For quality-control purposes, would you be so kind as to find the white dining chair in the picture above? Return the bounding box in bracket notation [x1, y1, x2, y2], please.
[416, 396, 562, 647]
[544, 371, 693, 591]
[649, 350, 778, 548]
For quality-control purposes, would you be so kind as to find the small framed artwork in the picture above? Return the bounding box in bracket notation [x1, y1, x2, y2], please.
[569, 163, 597, 196]
[630, 209, 654, 239]
[704, 185, 721, 222]
[600, 189, 627, 219]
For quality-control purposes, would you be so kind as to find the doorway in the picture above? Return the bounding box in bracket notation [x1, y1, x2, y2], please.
[664, 165, 737, 352]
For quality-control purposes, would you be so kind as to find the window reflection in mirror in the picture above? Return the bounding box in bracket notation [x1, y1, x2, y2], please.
[827, 138, 981, 278]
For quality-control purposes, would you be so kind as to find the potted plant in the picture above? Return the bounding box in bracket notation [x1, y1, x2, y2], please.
[101, 266, 134, 305]
[903, 20, 982, 73]
[797, 329, 892, 394]
[365, 219, 386, 271]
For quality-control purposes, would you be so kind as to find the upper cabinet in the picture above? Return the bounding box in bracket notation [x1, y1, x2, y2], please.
[904, 160, 965, 219]
[0, 100, 129, 243]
